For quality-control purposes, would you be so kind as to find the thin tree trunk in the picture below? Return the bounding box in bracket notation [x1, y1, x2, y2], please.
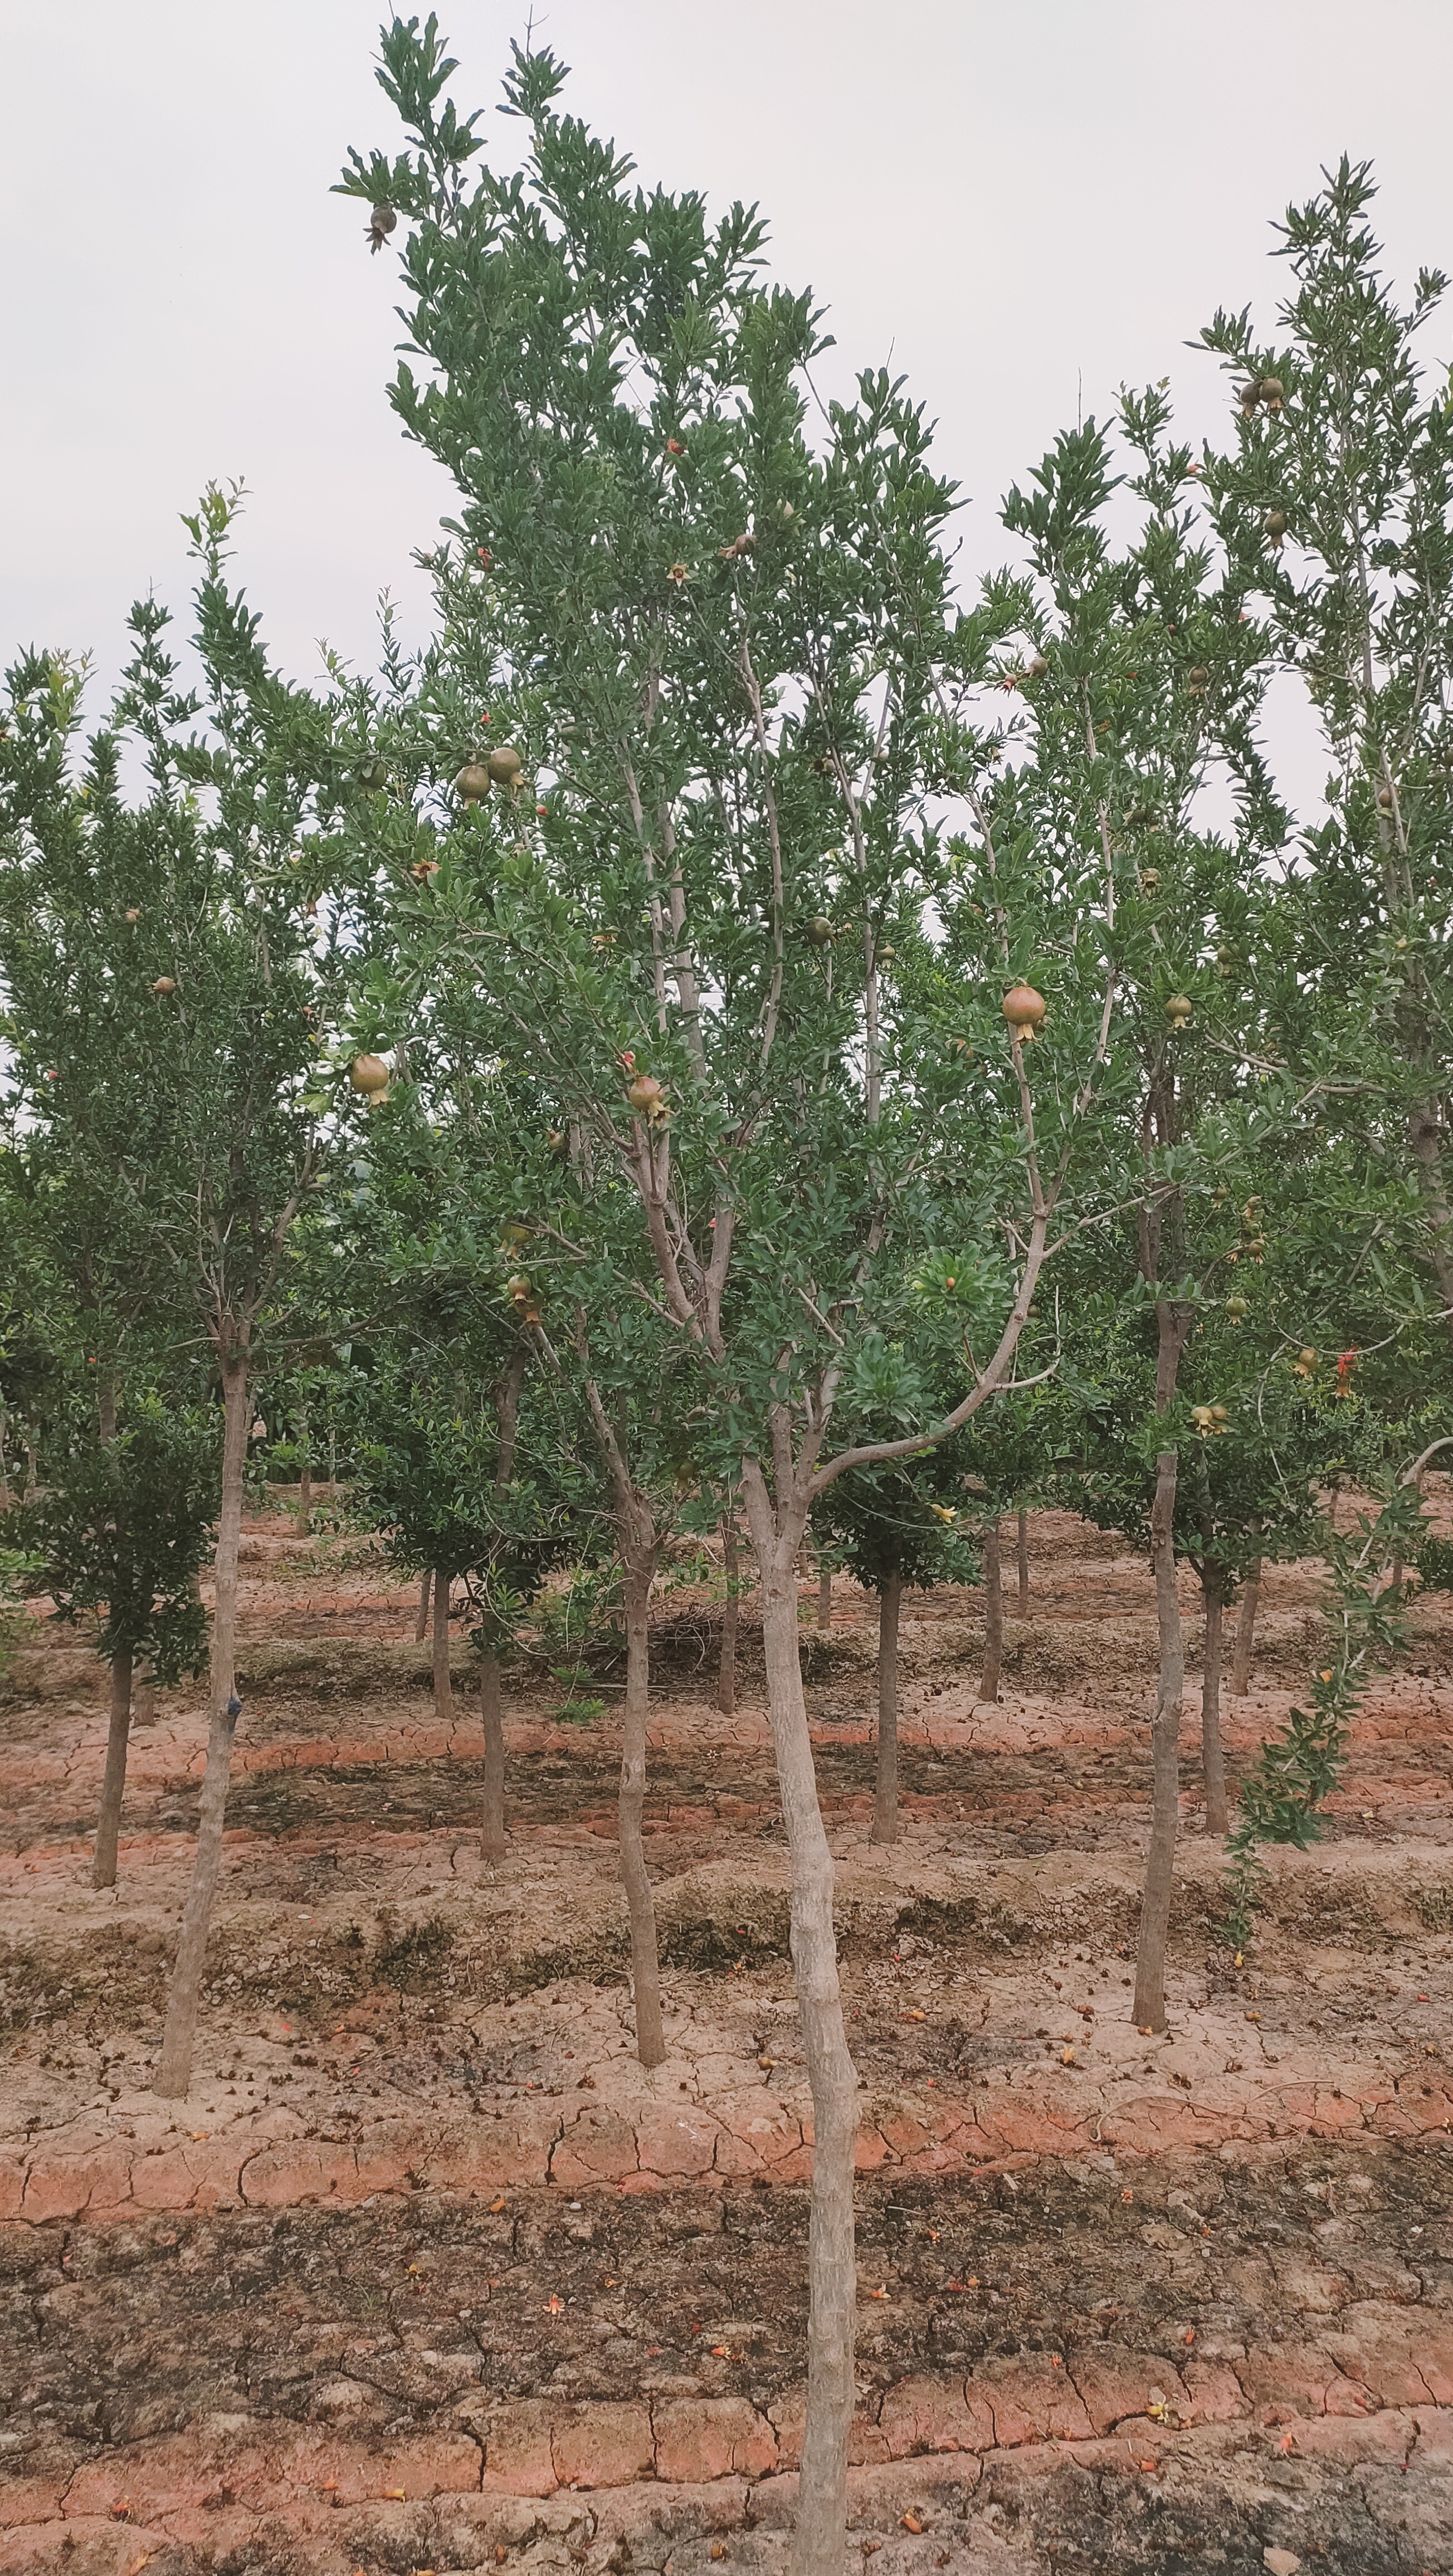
[24, 1441, 38, 1499]
[295, 1408, 311, 1535]
[92, 1645, 133, 1889]
[742, 1462, 858, 2576]
[155, 1349, 250, 2098]
[1200, 1566, 1229, 1836]
[0, 1403, 10, 1511]
[133, 1664, 157, 1727]
[480, 1651, 506, 1862]
[718, 1516, 739, 1716]
[1133, 1447, 1183, 2032]
[432, 1572, 452, 1723]
[620, 1561, 666, 2067]
[414, 1567, 431, 1642]
[871, 1566, 903, 1846]
[979, 1520, 1003, 1702]
[1017, 1506, 1029, 1613]
[1231, 1556, 1261, 1695]
[96, 1377, 117, 1446]
[817, 1548, 832, 1628]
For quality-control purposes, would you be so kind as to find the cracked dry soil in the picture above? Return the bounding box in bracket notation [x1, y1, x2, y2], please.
[3, 1506, 1453, 2572]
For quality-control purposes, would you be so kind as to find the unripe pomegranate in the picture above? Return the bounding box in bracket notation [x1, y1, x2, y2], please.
[1377, 783, 1395, 812]
[455, 763, 491, 801]
[124, 907, 140, 924]
[349, 1052, 390, 1097]
[1140, 867, 1161, 891]
[1187, 667, 1208, 691]
[806, 916, 835, 947]
[1001, 983, 1047, 1035]
[627, 1072, 665, 1115]
[506, 1273, 532, 1305]
[1027, 653, 1050, 678]
[487, 746, 524, 786]
[1264, 509, 1287, 539]
[1226, 1294, 1249, 1320]
[1166, 994, 1193, 1028]
[360, 758, 388, 792]
[152, 974, 177, 996]
[1259, 376, 1284, 409]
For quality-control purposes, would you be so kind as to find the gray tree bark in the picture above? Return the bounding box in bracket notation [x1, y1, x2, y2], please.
[718, 1515, 740, 1715]
[1017, 1506, 1029, 1612]
[620, 1557, 666, 2067]
[414, 1568, 431, 1643]
[432, 1572, 452, 1723]
[742, 1461, 859, 2576]
[155, 1346, 250, 2097]
[92, 1644, 133, 1890]
[1132, 1446, 1183, 2032]
[1200, 1564, 1229, 1835]
[979, 1520, 1003, 1703]
[1231, 1556, 1261, 1695]
[871, 1566, 903, 1846]
[480, 1651, 506, 1862]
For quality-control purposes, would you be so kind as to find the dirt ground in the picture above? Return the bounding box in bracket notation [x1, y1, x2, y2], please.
[3, 1506, 1453, 2574]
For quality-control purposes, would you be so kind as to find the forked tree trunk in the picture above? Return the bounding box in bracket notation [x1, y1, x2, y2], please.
[1017, 1506, 1029, 1613]
[432, 1573, 452, 1723]
[1133, 1447, 1183, 2032]
[871, 1566, 903, 1846]
[1231, 1556, 1261, 1695]
[818, 1560, 833, 1629]
[415, 1568, 431, 1643]
[620, 1560, 666, 2067]
[1200, 1564, 1229, 1836]
[92, 1645, 133, 1889]
[480, 1652, 506, 1862]
[718, 1516, 740, 1716]
[979, 1520, 1003, 1703]
[155, 1349, 250, 2098]
[743, 1462, 858, 2576]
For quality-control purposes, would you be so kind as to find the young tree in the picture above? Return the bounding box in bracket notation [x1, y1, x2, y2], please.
[337, 32, 1126, 2560]
[1203, 162, 1453, 1347]
[15, 1396, 216, 1885]
[1, 496, 387, 2094]
[816, 1443, 978, 1845]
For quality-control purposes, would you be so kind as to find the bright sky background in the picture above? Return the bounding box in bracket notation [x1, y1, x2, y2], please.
[6, 0, 1453, 817]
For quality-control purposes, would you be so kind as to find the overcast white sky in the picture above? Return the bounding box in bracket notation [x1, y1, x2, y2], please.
[6, 0, 1453, 793]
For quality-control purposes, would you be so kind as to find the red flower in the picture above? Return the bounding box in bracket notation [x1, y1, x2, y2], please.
[476, 546, 493, 565]
[666, 438, 685, 456]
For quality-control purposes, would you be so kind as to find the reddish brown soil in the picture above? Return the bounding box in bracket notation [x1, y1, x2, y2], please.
[3, 1507, 1452, 2573]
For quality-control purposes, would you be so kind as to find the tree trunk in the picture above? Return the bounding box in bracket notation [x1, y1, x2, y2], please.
[24, 1441, 38, 1499]
[818, 1559, 832, 1629]
[415, 1568, 431, 1643]
[871, 1567, 903, 1846]
[155, 1350, 250, 2098]
[480, 1651, 506, 1863]
[1200, 1566, 1229, 1836]
[432, 1572, 452, 1723]
[295, 1409, 312, 1535]
[92, 1645, 133, 1889]
[718, 1516, 739, 1716]
[620, 1562, 666, 2067]
[743, 1463, 858, 2576]
[1017, 1506, 1029, 1613]
[1231, 1557, 1261, 1695]
[0, 1403, 10, 1511]
[979, 1520, 1003, 1703]
[1132, 1448, 1183, 2032]
[133, 1664, 157, 1727]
